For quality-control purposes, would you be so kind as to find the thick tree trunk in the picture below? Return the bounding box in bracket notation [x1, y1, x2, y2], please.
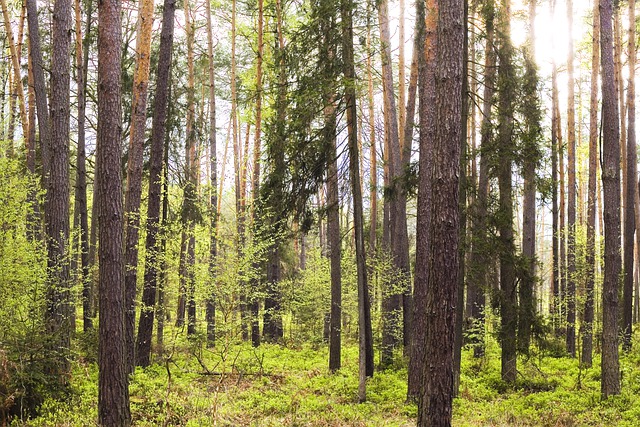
[600, 0, 621, 398]
[417, 0, 464, 423]
[46, 0, 73, 376]
[135, 0, 176, 368]
[582, 0, 599, 368]
[96, 0, 131, 424]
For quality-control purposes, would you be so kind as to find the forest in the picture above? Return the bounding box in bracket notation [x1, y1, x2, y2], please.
[1, 0, 640, 425]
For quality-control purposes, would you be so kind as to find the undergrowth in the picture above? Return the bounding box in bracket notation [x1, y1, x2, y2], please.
[9, 330, 640, 426]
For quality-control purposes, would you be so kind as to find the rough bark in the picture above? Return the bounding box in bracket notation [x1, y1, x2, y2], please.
[417, 0, 464, 423]
[327, 103, 341, 371]
[600, 0, 621, 398]
[46, 0, 73, 376]
[97, 0, 131, 424]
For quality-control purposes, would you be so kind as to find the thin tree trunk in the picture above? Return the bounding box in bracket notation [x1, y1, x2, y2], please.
[600, 0, 621, 398]
[366, 15, 377, 254]
[496, 0, 517, 384]
[96, 0, 131, 424]
[205, 0, 218, 346]
[74, 0, 92, 334]
[327, 101, 341, 371]
[123, 0, 154, 372]
[249, 0, 264, 348]
[135, 0, 176, 368]
[467, 0, 494, 360]
[565, 0, 577, 358]
[622, 0, 636, 352]
[342, 0, 373, 402]
[582, 0, 599, 368]
[26, 0, 51, 189]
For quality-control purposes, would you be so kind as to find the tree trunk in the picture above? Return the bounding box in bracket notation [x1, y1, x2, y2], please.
[622, 0, 636, 352]
[123, 0, 154, 371]
[327, 102, 341, 371]
[496, 0, 517, 384]
[417, 0, 464, 423]
[467, 0, 495, 359]
[249, 0, 264, 348]
[341, 0, 373, 402]
[582, 0, 599, 368]
[205, 0, 218, 346]
[46, 0, 73, 377]
[26, 0, 51, 195]
[408, 0, 433, 401]
[97, 0, 131, 424]
[600, 0, 621, 398]
[565, 0, 577, 358]
[518, 0, 540, 356]
[135, 0, 176, 368]
[366, 16, 377, 254]
[74, 0, 92, 334]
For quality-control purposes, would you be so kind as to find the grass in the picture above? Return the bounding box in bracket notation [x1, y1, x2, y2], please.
[11, 332, 640, 426]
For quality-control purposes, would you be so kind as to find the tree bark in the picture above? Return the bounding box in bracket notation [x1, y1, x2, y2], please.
[417, 0, 464, 423]
[408, 0, 433, 401]
[97, 0, 131, 424]
[123, 0, 154, 371]
[622, 0, 636, 352]
[600, 0, 621, 398]
[46, 0, 73, 376]
[135, 0, 176, 368]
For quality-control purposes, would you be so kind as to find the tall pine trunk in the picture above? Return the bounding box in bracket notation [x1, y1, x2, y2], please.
[600, 0, 621, 398]
[96, 0, 131, 423]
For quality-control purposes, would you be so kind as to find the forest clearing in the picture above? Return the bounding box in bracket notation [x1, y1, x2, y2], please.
[1, 0, 640, 425]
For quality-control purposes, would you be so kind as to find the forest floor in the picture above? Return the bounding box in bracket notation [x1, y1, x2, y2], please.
[14, 331, 640, 426]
